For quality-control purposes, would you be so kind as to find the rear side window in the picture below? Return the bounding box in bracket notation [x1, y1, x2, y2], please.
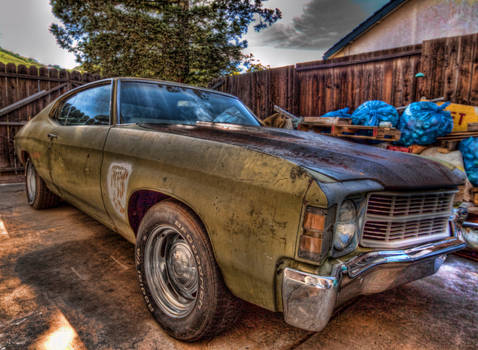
[55, 84, 111, 126]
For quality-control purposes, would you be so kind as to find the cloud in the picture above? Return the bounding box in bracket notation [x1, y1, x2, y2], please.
[257, 0, 373, 50]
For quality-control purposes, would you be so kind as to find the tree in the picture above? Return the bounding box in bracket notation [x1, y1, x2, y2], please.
[50, 0, 281, 86]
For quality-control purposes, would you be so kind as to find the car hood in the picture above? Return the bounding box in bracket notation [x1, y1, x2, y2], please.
[140, 123, 465, 190]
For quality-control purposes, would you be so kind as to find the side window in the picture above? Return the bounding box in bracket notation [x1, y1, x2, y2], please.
[55, 84, 111, 126]
[56, 95, 75, 125]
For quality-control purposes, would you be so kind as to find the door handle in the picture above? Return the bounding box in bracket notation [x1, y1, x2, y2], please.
[47, 133, 57, 139]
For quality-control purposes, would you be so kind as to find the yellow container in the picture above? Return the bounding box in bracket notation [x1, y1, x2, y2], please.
[438, 102, 478, 132]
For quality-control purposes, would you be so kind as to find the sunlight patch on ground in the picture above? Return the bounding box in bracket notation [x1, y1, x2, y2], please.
[34, 311, 85, 350]
[0, 218, 9, 238]
[43, 325, 75, 350]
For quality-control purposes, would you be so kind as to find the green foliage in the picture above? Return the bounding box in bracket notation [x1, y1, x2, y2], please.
[50, 0, 281, 86]
[0, 47, 43, 67]
[243, 53, 270, 72]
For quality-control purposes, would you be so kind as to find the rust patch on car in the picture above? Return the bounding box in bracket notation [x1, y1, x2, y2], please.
[290, 167, 308, 183]
[107, 163, 132, 216]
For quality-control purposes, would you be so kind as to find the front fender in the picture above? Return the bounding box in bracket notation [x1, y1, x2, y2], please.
[101, 125, 320, 310]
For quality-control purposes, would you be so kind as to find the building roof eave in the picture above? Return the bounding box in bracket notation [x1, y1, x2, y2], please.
[323, 0, 409, 59]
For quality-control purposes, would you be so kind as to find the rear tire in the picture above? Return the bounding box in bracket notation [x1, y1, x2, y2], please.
[135, 200, 241, 341]
[25, 158, 60, 209]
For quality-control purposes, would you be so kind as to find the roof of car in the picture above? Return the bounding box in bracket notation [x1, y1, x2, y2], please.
[70, 77, 237, 99]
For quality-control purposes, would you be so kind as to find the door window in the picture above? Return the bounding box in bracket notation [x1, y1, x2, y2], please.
[55, 84, 112, 126]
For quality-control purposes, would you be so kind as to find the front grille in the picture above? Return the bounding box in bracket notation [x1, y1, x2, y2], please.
[361, 191, 455, 249]
[367, 192, 454, 217]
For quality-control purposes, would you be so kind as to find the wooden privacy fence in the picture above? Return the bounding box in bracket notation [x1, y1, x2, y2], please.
[215, 33, 478, 119]
[0, 63, 100, 172]
[1, 33, 477, 173]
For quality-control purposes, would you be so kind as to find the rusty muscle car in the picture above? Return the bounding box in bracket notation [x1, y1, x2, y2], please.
[15, 78, 467, 341]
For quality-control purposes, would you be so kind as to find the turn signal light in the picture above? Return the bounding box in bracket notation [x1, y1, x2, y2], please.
[298, 207, 326, 261]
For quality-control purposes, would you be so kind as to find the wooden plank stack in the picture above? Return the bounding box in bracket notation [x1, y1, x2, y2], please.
[473, 188, 478, 206]
[437, 129, 478, 152]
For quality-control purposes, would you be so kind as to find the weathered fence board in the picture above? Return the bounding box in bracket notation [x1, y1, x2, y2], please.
[220, 65, 298, 119]
[0, 64, 100, 172]
[216, 33, 478, 119]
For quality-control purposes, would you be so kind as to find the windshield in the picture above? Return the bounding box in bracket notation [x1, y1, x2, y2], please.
[119, 81, 260, 126]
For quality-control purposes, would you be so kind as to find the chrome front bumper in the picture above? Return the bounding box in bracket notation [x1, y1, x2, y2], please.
[282, 237, 466, 332]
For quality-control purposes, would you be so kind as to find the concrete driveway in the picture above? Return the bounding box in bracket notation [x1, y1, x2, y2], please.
[0, 183, 477, 349]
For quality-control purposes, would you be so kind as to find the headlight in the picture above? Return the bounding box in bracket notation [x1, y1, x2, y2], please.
[333, 200, 357, 250]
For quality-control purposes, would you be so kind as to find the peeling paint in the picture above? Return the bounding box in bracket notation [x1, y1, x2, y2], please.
[107, 162, 132, 216]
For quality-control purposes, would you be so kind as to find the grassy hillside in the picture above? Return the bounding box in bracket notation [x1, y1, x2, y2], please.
[0, 47, 44, 67]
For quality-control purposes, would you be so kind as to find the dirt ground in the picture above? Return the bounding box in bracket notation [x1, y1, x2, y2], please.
[0, 183, 477, 350]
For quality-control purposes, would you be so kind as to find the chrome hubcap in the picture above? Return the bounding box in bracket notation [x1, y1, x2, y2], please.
[144, 225, 198, 318]
[26, 162, 36, 203]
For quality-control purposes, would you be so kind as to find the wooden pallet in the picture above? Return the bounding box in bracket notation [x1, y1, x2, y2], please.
[302, 116, 352, 125]
[437, 131, 478, 141]
[298, 123, 401, 141]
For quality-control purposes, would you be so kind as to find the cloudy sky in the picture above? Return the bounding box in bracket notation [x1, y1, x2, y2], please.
[0, 0, 388, 69]
[245, 0, 389, 66]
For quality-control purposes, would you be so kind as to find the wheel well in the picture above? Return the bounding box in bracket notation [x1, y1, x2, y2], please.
[128, 190, 171, 235]
[128, 190, 209, 238]
[20, 151, 29, 165]
[128, 190, 207, 236]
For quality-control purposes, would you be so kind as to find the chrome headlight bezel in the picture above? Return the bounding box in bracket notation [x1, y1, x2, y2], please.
[330, 197, 367, 257]
[333, 200, 357, 250]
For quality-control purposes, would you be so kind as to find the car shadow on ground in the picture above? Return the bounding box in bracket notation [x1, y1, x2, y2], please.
[14, 235, 146, 347]
[13, 233, 311, 349]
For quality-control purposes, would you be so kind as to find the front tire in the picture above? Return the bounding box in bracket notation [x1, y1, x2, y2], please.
[135, 200, 241, 341]
[25, 158, 60, 209]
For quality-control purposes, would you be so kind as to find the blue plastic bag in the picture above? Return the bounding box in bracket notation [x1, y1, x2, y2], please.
[398, 101, 453, 146]
[320, 107, 351, 118]
[351, 101, 399, 127]
[459, 137, 478, 186]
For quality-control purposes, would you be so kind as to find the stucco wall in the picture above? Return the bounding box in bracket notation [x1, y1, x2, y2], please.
[334, 0, 478, 57]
